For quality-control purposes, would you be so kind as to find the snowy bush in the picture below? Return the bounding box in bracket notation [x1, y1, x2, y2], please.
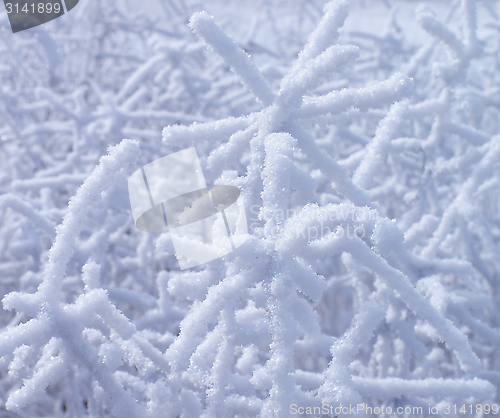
[0, 0, 499, 417]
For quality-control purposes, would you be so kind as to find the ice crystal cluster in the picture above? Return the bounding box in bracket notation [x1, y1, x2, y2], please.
[0, 0, 499, 417]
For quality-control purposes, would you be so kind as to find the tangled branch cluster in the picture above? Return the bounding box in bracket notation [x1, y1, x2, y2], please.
[0, 0, 499, 417]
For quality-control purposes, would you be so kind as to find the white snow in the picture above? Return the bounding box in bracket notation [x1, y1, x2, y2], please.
[0, 0, 499, 417]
